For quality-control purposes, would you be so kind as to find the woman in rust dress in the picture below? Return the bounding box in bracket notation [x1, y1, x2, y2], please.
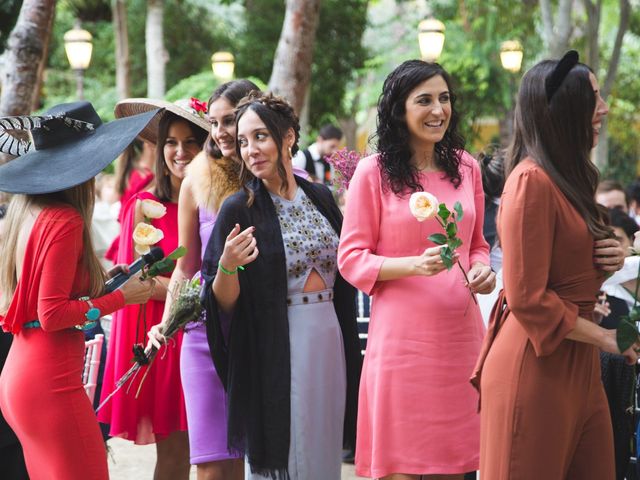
[473, 51, 633, 479]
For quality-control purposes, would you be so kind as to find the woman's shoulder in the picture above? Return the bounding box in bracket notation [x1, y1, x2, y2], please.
[350, 153, 382, 187]
[218, 189, 250, 214]
[38, 205, 83, 236]
[457, 150, 480, 174]
[187, 152, 241, 211]
[504, 158, 556, 195]
[356, 153, 381, 174]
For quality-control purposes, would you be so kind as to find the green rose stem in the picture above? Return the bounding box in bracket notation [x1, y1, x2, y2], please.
[427, 202, 477, 305]
[434, 215, 476, 303]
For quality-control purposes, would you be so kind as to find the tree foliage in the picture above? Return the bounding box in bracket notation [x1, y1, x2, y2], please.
[236, 0, 368, 128]
[432, 0, 542, 146]
[43, 0, 234, 117]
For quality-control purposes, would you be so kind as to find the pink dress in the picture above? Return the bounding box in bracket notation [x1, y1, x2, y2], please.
[98, 191, 188, 444]
[338, 153, 489, 477]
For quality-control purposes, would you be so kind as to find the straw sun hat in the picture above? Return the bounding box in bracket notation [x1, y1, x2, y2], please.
[114, 98, 210, 144]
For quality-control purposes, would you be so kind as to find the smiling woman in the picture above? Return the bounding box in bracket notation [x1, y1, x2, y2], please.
[337, 60, 494, 480]
[201, 92, 362, 480]
[98, 102, 208, 480]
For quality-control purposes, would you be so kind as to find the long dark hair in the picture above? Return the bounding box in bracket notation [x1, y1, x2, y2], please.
[206, 79, 261, 159]
[234, 92, 300, 206]
[375, 60, 465, 195]
[154, 112, 208, 202]
[506, 60, 610, 239]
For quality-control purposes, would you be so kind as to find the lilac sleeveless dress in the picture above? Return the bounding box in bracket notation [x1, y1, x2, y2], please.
[179, 207, 238, 464]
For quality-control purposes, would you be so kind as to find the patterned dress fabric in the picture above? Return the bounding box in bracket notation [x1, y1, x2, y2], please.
[247, 188, 346, 480]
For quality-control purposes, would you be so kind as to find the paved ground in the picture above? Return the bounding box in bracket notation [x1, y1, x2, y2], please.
[107, 437, 362, 479]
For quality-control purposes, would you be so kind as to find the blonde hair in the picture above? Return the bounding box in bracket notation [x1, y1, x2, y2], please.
[0, 180, 105, 315]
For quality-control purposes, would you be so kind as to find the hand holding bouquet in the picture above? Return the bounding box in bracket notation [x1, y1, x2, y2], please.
[409, 192, 476, 304]
[97, 275, 202, 411]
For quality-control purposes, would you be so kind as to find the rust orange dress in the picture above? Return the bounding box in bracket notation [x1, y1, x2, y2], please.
[473, 159, 615, 479]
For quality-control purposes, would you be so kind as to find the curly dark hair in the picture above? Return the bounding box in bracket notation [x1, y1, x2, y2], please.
[375, 60, 465, 195]
[234, 91, 301, 206]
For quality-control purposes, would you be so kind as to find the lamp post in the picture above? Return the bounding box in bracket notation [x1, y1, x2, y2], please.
[500, 40, 523, 74]
[500, 40, 523, 143]
[211, 51, 235, 81]
[418, 18, 445, 63]
[64, 25, 93, 100]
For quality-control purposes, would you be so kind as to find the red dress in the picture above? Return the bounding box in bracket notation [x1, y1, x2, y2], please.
[105, 168, 154, 263]
[98, 191, 187, 444]
[0, 206, 125, 480]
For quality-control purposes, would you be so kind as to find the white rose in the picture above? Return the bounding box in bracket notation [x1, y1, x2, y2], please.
[135, 243, 151, 255]
[409, 191, 439, 222]
[132, 222, 164, 253]
[141, 199, 167, 219]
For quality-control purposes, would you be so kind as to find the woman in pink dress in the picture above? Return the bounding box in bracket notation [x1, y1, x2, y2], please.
[99, 105, 208, 479]
[338, 60, 496, 479]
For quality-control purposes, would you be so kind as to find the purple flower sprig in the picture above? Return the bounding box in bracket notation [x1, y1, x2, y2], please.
[325, 148, 365, 193]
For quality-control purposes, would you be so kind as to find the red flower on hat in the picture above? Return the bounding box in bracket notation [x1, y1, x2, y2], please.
[189, 97, 208, 115]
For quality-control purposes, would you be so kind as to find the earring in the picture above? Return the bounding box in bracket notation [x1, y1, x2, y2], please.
[288, 146, 293, 159]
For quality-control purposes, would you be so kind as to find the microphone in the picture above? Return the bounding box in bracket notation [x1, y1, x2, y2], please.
[105, 246, 165, 293]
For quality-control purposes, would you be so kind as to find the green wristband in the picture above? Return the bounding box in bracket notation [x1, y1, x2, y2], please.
[218, 261, 245, 275]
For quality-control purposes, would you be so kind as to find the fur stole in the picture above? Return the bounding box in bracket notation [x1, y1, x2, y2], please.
[187, 151, 241, 213]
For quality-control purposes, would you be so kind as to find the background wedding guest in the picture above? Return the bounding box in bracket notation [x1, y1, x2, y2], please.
[0, 101, 156, 480]
[473, 51, 629, 480]
[293, 123, 343, 184]
[148, 79, 259, 480]
[201, 92, 361, 479]
[597, 179, 629, 212]
[597, 207, 638, 480]
[338, 60, 494, 480]
[98, 99, 208, 480]
[105, 140, 156, 264]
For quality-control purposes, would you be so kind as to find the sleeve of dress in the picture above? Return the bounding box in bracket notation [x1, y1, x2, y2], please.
[467, 156, 490, 266]
[500, 167, 578, 356]
[337, 157, 386, 296]
[38, 216, 124, 332]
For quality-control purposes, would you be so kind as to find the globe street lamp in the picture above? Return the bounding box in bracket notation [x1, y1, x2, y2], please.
[500, 40, 524, 143]
[211, 51, 235, 81]
[64, 25, 93, 100]
[500, 40, 524, 73]
[418, 18, 445, 63]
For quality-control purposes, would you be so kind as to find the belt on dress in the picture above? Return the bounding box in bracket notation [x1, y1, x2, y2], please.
[23, 319, 98, 331]
[286, 288, 333, 307]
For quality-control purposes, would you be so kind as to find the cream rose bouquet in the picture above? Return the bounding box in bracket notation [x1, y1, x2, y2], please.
[130, 198, 186, 365]
[409, 192, 476, 303]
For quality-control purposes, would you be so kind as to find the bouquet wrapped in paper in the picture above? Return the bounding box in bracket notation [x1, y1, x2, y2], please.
[98, 274, 202, 410]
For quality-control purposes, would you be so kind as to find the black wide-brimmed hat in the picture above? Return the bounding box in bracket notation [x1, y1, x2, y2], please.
[0, 101, 160, 194]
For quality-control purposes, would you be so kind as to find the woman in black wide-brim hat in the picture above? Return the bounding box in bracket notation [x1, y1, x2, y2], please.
[0, 101, 158, 480]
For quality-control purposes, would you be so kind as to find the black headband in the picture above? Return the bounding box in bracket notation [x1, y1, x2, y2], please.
[545, 50, 579, 103]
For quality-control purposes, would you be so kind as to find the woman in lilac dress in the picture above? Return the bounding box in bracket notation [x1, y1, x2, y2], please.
[149, 79, 259, 480]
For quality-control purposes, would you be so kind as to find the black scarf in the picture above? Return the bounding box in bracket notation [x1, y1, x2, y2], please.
[201, 176, 361, 479]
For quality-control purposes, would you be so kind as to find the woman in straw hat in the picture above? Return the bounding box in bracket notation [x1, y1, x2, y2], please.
[0, 101, 157, 480]
[98, 99, 208, 479]
[147, 79, 259, 480]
